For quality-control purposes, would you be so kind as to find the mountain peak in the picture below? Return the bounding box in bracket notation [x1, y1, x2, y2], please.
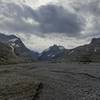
[0, 33, 39, 61]
[39, 44, 66, 60]
[50, 44, 59, 50]
[0, 33, 17, 43]
[50, 44, 65, 50]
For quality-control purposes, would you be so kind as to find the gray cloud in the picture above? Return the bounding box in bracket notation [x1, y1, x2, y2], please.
[71, 0, 100, 38]
[33, 4, 84, 36]
[0, 0, 100, 41]
[73, 0, 100, 16]
[0, 2, 38, 33]
[1, 0, 100, 51]
[0, 2, 85, 37]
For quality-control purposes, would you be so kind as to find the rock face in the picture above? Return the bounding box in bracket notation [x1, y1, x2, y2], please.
[8, 37, 39, 61]
[39, 38, 100, 62]
[91, 38, 100, 45]
[0, 33, 39, 64]
[0, 42, 15, 64]
[63, 38, 100, 62]
[39, 44, 66, 61]
[0, 32, 100, 63]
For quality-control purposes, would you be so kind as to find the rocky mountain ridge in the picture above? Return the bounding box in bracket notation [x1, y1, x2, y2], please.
[0, 33, 39, 64]
[0, 32, 100, 63]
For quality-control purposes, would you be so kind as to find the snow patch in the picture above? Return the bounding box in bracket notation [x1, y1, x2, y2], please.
[10, 43, 20, 48]
[94, 48, 97, 52]
[9, 45, 16, 56]
[58, 46, 64, 50]
[68, 50, 74, 55]
[47, 54, 55, 57]
[47, 54, 51, 57]
[11, 43, 16, 46]
[51, 55, 55, 57]
[9, 38, 20, 47]
[9, 38, 18, 42]
[16, 44, 20, 47]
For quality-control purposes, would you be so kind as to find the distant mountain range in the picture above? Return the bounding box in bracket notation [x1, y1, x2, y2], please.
[39, 38, 100, 62]
[0, 33, 100, 64]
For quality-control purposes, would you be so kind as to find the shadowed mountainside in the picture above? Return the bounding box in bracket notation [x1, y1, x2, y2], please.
[39, 38, 100, 62]
[0, 33, 39, 64]
[0, 33, 100, 63]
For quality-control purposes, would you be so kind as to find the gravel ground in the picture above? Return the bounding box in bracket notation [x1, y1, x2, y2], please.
[0, 62, 100, 100]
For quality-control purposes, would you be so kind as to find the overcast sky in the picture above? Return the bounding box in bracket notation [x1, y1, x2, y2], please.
[0, 0, 100, 52]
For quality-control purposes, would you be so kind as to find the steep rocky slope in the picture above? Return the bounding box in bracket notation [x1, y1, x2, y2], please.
[0, 33, 39, 64]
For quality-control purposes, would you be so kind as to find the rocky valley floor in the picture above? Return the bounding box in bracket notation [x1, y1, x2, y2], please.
[0, 62, 100, 100]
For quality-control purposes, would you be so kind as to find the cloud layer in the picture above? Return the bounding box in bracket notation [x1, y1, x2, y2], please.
[0, 1, 84, 37]
[0, 0, 100, 51]
[33, 4, 84, 36]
